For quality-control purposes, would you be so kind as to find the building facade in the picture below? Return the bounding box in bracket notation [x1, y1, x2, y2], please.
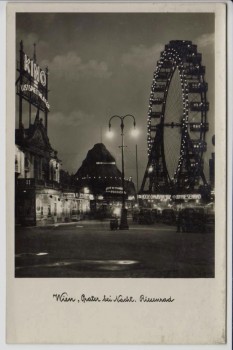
[15, 42, 91, 226]
[15, 113, 91, 226]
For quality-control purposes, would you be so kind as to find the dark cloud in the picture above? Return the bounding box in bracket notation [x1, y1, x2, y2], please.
[16, 13, 215, 183]
[49, 110, 95, 128]
[41, 52, 112, 81]
[121, 43, 164, 71]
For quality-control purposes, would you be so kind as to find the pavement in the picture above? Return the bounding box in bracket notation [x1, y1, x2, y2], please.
[15, 219, 214, 278]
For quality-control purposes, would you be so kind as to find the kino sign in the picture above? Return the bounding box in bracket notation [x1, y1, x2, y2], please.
[24, 54, 47, 87]
[19, 52, 50, 111]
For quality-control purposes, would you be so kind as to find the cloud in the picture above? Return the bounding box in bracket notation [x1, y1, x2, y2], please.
[49, 110, 95, 127]
[16, 30, 49, 59]
[195, 33, 214, 50]
[41, 51, 112, 80]
[121, 43, 164, 70]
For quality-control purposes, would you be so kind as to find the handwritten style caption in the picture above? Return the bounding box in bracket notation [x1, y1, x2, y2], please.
[53, 292, 175, 303]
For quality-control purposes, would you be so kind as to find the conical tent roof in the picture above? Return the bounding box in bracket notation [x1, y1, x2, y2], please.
[75, 143, 121, 179]
[75, 143, 135, 196]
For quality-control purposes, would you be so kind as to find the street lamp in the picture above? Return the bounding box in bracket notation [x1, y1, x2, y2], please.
[108, 114, 137, 230]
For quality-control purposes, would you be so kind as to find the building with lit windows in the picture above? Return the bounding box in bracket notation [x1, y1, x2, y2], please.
[15, 41, 92, 226]
[15, 111, 92, 226]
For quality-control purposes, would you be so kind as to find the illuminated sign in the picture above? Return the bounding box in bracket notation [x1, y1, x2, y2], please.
[20, 84, 50, 110]
[24, 54, 47, 86]
[17, 42, 50, 114]
[76, 193, 92, 200]
[138, 194, 171, 200]
[138, 194, 201, 200]
[172, 194, 201, 200]
[20, 54, 50, 110]
[105, 187, 126, 194]
[63, 193, 75, 198]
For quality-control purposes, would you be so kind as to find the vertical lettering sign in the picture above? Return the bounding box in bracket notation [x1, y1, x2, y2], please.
[17, 47, 50, 111]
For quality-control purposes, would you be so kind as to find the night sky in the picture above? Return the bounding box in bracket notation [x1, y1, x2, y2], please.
[16, 12, 214, 186]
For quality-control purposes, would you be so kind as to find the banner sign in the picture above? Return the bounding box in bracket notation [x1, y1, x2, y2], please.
[173, 194, 201, 200]
[20, 84, 50, 110]
[63, 192, 75, 199]
[105, 186, 126, 194]
[138, 194, 201, 200]
[138, 194, 171, 200]
[76, 193, 93, 200]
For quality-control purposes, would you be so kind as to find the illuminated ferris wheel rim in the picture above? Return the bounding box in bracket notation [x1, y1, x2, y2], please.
[147, 40, 208, 182]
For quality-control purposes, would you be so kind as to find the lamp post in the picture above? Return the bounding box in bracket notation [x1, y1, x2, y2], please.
[108, 114, 136, 230]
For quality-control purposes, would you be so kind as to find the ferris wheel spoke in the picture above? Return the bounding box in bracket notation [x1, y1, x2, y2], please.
[143, 40, 209, 194]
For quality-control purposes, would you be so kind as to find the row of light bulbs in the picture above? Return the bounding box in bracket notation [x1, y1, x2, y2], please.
[147, 47, 189, 158]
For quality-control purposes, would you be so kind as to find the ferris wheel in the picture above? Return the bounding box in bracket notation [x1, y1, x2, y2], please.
[140, 40, 209, 194]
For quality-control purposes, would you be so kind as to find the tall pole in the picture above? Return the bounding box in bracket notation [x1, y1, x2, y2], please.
[136, 144, 139, 194]
[108, 114, 136, 230]
[45, 67, 49, 134]
[121, 121, 125, 210]
[19, 40, 23, 128]
[100, 127, 103, 143]
[29, 98, 32, 125]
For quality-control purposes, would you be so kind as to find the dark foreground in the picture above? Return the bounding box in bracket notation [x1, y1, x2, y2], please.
[15, 219, 214, 278]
